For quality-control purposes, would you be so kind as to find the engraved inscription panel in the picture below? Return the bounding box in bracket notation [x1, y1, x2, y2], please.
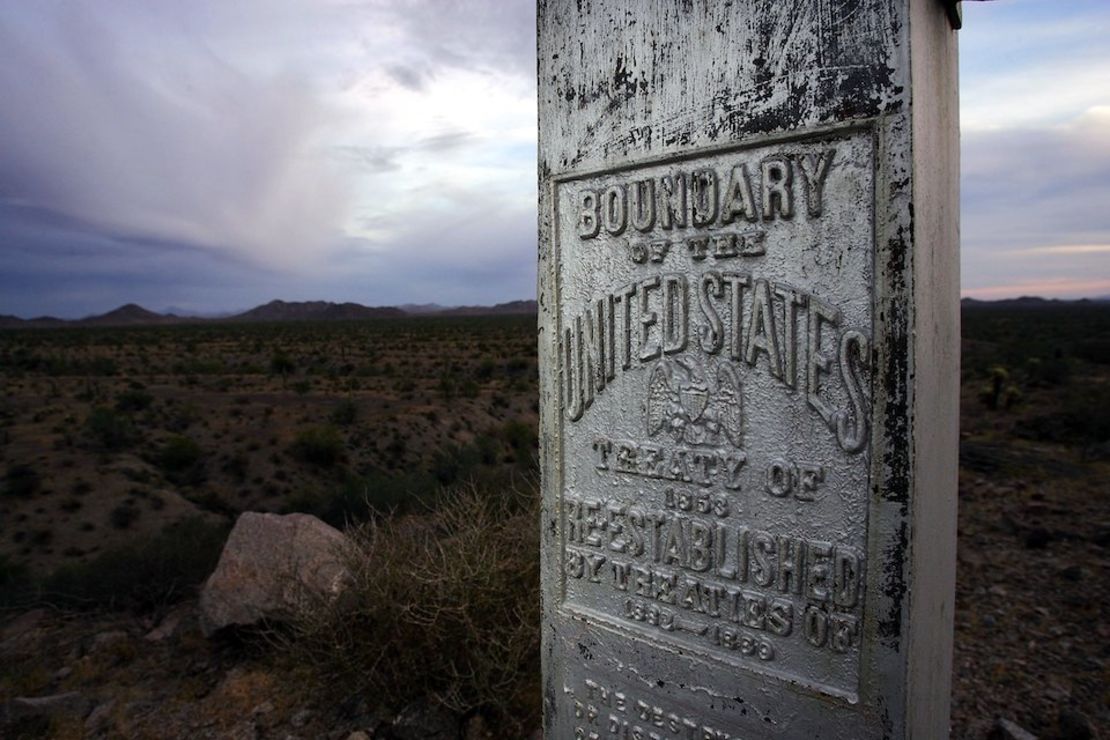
[554, 129, 874, 699]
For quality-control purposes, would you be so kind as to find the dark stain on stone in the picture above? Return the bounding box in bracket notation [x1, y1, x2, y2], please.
[613, 55, 630, 89]
[878, 518, 908, 643]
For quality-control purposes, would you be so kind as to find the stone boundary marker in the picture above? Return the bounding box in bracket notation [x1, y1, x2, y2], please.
[537, 1, 959, 738]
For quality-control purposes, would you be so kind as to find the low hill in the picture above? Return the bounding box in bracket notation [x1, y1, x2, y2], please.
[80, 303, 184, 326]
[228, 300, 405, 322]
[961, 296, 1103, 310]
[438, 300, 538, 316]
[0, 298, 538, 328]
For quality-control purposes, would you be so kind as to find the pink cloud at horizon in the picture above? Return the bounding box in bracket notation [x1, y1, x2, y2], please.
[962, 278, 1110, 301]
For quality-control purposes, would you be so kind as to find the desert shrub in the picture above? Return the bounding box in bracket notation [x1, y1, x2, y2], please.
[979, 366, 1021, 410]
[1024, 355, 1070, 387]
[29, 528, 53, 547]
[35, 517, 229, 613]
[502, 420, 538, 465]
[156, 434, 206, 486]
[291, 425, 346, 467]
[279, 481, 540, 732]
[286, 470, 442, 526]
[84, 407, 136, 450]
[475, 359, 496, 380]
[0, 554, 32, 609]
[1075, 338, 1110, 365]
[270, 351, 295, 387]
[157, 434, 199, 469]
[83, 357, 118, 376]
[0, 554, 29, 585]
[115, 387, 154, 412]
[474, 434, 499, 465]
[222, 453, 250, 481]
[109, 503, 140, 529]
[430, 443, 481, 485]
[505, 357, 531, 376]
[437, 373, 456, 401]
[1021, 382, 1110, 444]
[330, 399, 358, 426]
[3, 463, 41, 498]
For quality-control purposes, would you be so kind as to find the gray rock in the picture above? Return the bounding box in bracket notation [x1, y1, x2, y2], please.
[198, 512, 350, 636]
[145, 602, 196, 642]
[2, 692, 92, 725]
[1082, 441, 1110, 462]
[0, 608, 49, 643]
[989, 717, 1038, 740]
[1058, 709, 1094, 740]
[85, 700, 117, 733]
[346, 732, 372, 740]
[251, 701, 275, 717]
[90, 629, 130, 653]
[338, 695, 384, 736]
[226, 719, 260, 740]
[392, 700, 458, 740]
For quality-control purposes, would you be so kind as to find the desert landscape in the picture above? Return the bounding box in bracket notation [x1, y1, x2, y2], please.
[0, 298, 1107, 739]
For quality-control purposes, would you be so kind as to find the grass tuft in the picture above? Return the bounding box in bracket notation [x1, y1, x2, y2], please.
[276, 479, 540, 732]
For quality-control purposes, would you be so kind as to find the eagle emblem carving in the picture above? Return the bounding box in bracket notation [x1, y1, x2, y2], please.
[645, 359, 743, 448]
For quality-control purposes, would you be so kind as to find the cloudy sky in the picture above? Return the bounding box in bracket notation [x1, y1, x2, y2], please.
[0, 0, 1106, 318]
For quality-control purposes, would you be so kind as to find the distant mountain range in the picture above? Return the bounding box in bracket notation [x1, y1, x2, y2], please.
[1, 295, 1105, 329]
[960, 295, 1110, 310]
[0, 299, 538, 329]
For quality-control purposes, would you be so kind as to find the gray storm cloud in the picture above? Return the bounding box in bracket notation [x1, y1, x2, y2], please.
[961, 107, 1110, 295]
[11, 1, 1104, 314]
[371, 0, 535, 77]
[0, 3, 350, 271]
[963, 108, 1110, 250]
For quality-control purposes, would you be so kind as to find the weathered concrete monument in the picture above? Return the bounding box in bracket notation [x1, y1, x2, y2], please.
[538, 1, 959, 737]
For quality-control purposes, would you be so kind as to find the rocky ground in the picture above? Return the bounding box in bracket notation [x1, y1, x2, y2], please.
[2, 437, 1104, 740]
[0, 602, 523, 739]
[2, 305, 1107, 738]
[950, 443, 1107, 739]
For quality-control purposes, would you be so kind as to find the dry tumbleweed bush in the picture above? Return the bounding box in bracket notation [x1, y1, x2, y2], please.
[280, 479, 540, 730]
